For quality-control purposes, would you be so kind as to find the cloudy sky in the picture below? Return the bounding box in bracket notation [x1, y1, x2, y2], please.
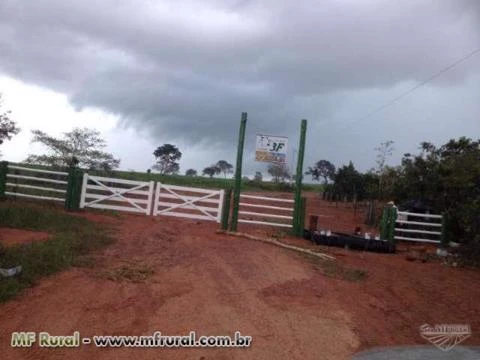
[0, 0, 479, 178]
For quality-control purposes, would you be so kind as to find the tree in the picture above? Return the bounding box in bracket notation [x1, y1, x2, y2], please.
[153, 144, 182, 175]
[375, 140, 395, 197]
[333, 161, 364, 201]
[267, 163, 290, 183]
[25, 127, 120, 170]
[254, 171, 263, 182]
[305, 160, 336, 184]
[215, 160, 233, 178]
[185, 168, 197, 176]
[0, 94, 20, 146]
[202, 166, 218, 178]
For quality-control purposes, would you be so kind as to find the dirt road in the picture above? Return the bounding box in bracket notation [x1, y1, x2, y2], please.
[1, 210, 479, 359]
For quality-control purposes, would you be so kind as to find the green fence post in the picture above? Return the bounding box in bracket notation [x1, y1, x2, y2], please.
[0, 161, 8, 200]
[230, 112, 247, 232]
[441, 212, 449, 247]
[65, 167, 83, 211]
[292, 119, 307, 236]
[221, 188, 232, 230]
[298, 196, 307, 236]
[387, 206, 398, 244]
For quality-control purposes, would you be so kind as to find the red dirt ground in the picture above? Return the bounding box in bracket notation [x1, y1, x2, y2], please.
[0, 198, 479, 360]
[0, 228, 50, 248]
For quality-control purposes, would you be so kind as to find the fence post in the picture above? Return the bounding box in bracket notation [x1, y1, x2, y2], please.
[221, 188, 232, 230]
[292, 119, 307, 237]
[380, 205, 397, 243]
[441, 212, 449, 246]
[388, 206, 398, 244]
[298, 196, 307, 236]
[65, 166, 83, 211]
[230, 112, 247, 232]
[0, 161, 7, 199]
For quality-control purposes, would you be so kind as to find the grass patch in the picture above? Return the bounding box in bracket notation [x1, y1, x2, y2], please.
[99, 261, 154, 283]
[0, 202, 115, 302]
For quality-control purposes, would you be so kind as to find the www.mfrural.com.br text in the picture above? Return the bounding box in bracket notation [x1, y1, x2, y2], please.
[11, 331, 252, 348]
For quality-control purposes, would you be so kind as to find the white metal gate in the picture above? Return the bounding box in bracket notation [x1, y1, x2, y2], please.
[80, 174, 154, 215]
[238, 194, 294, 228]
[153, 183, 224, 222]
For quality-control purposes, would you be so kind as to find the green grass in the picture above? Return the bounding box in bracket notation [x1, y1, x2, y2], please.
[0, 202, 115, 302]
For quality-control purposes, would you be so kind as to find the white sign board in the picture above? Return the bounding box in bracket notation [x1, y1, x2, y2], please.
[255, 134, 288, 163]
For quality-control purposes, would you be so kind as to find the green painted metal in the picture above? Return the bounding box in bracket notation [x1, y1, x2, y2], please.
[441, 212, 448, 246]
[229, 112, 247, 232]
[0, 161, 7, 199]
[65, 167, 83, 211]
[298, 196, 307, 237]
[221, 188, 232, 230]
[292, 119, 307, 236]
[388, 206, 398, 244]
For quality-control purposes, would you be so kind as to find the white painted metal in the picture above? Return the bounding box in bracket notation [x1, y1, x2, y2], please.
[239, 202, 293, 211]
[8, 165, 68, 176]
[396, 220, 442, 227]
[395, 228, 442, 235]
[238, 211, 293, 220]
[397, 211, 442, 219]
[5, 183, 66, 194]
[7, 174, 68, 185]
[80, 174, 153, 215]
[238, 219, 292, 228]
[5, 192, 64, 202]
[240, 194, 294, 203]
[153, 183, 224, 222]
[395, 236, 440, 244]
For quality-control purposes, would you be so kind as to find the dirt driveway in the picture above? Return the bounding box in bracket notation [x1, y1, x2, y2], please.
[1, 211, 479, 359]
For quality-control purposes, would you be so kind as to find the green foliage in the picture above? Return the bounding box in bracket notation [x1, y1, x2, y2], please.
[215, 160, 233, 178]
[305, 160, 335, 184]
[0, 94, 20, 146]
[25, 128, 120, 170]
[152, 144, 182, 174]
[185, 168, 197, 176]
[267, 163, 290, 183]
[0, 203, 114, 302]
[202, 165, 219, 178]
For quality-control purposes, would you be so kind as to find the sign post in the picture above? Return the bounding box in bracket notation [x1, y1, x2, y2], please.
[230, 112, 247, 232]
[292, 119, 307, 236]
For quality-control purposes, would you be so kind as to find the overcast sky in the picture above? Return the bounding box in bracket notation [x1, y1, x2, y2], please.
[0, 0, 479, 178]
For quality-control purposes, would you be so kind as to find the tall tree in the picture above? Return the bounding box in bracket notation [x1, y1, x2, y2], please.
[153, 144, 182, 175]
[254, 171, 263, 182]
[305, 160, 336, 184]
[202, 166, 218, 178]
[0, 94, 20, 146]
[185, 168, 197, 176]
[215, 160, 233, 178]
[375, 140, 395, 197]
[25, 127, 120, 170]
[267, 163, 290, 183]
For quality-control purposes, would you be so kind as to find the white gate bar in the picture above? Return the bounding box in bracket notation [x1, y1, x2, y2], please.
[85, 203, 146, 213]
[156, 201, 218, 213]
[397, 211, 442, 219]
[395, 228, 442, 235]
[8, 165, 68, 176]
[5, 191, 64, 202]
[396, 220, 442, 227]
[80, 173, 88, 208]
[84, 193, 150, 204]
[239, 202, 293, 211]
[158, 212, 217, 222]
[146, 181, 154, 216]
[394, 236, 441, 244]
[6, 183, 67, 194]
[158, 192, 220, 204]
[238, 211, 293, 220]
[86, 184, 150, 196]
[156, 183, 221, 195]
[87, 175, 152, 187]
[7, 174, 68, 185]
[217, 190, 224, 223]
[240, 194, 294, 203]
[238, 219, 292, 228]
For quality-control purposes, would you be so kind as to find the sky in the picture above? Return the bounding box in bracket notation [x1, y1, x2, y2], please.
[0, 0, 479, 178]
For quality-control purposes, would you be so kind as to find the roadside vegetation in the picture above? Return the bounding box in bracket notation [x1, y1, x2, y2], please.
[0, 202, 114, 302]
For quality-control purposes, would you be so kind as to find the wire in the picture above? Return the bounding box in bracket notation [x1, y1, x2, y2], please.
[345, 47, 480, 126]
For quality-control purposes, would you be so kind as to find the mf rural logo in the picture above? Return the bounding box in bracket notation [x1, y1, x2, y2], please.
[420, 323, 471, 351]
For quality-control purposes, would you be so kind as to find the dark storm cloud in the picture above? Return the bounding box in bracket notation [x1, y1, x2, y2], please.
[0, 0, 479, 172]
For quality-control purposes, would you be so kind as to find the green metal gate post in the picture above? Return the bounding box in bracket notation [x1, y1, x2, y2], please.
[65, 167, 83, 211]
[0, 161, 8, 200]
[292, 119, 307, 236]
[221, 188, 232, 230]
[441, 212, 449, 246]
[229, 112, 247, 232]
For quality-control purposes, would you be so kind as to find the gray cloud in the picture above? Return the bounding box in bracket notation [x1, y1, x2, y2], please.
[0, 0, 479, 174]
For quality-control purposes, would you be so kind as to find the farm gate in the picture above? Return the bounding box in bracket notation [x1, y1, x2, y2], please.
[237, 193, 294, 229]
